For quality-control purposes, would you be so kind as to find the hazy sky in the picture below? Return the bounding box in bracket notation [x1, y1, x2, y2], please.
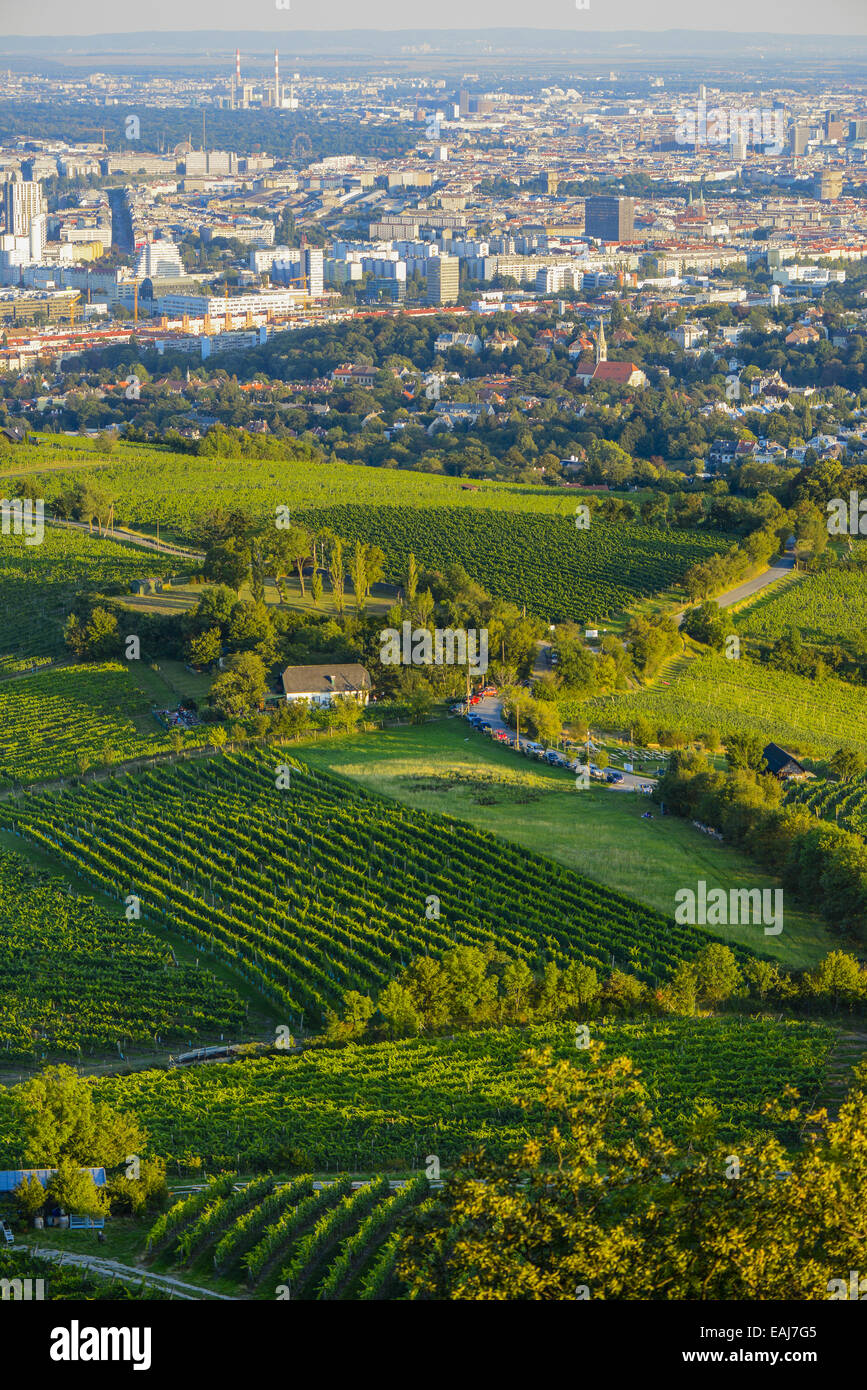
[2, 0, 866, 36]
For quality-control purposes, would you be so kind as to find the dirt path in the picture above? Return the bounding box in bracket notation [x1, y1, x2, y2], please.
[12, 1243, 237, 1300]
[46, 517, 203, 563]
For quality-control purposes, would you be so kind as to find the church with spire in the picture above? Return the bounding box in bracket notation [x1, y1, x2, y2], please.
[573, 313, 647, 390]
[595, 317, 607, 364]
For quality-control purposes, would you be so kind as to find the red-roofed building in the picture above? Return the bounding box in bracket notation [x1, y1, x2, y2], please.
[574, 360, 647, 388]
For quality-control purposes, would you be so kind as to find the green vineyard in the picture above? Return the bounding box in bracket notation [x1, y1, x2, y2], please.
[0, 849, 246, 1063]
[0, 663, 177, 787]
[0, 748, 749, 1025]
[298, 503, 729, 622]
[735, 565, 867, 648]
[786, 777, 867, 840]
[586, 653, 867, 760]
[0, 526, 176, 674]
[31, 445, 604, 532]
[145, 1171, 427, 1299]
[0, 1017, 827, 1173]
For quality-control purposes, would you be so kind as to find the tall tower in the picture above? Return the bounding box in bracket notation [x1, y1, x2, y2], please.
[595, 318, 607, 365]
[274, 49, 280, 108]
[235, 48, 241, 87]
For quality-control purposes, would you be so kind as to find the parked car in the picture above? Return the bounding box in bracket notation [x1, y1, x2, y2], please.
[606, 770, 624, 784]
[547, 750, 570, 768]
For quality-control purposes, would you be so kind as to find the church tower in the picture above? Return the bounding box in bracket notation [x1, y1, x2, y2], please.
[595, 317, 607, 364]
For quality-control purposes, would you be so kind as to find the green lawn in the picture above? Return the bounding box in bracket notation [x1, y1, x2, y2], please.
[135, 659, 214, 707]
[119, 574, 398, 622]
[297, 719, 833, 967]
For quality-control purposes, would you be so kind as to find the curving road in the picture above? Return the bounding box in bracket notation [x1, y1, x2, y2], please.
[676, 554, 796, 627]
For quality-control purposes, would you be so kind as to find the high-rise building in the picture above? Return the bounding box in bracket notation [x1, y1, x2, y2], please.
[269, 246, 324, 297]
[303, 247, 323, 296]
[455, 88, 491, 117]
[825, 111, 844, 140]
[584, 196, 634, 243]
[3, 175, 43, 238]
[791, 124, 812, 157]
[730, 133, 748, 162]
[850, 120, 867, 142]
[136, 237, 185, 279]
[426, 255, 460, 306]
[28, 212, 46, 262]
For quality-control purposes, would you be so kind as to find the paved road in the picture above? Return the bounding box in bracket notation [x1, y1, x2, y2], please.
[715, 553, 796, 610]
[676, 554, 795, 627]
[463, 698, 658, 793]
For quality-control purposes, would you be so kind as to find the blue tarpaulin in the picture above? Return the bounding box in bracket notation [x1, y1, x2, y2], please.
[0, 1168, 106, 1192]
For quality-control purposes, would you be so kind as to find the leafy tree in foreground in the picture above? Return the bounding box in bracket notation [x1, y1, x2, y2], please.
[210, 651, 268, 719]
[46, 1158, 106, 1220]
[398, 1044, 867, 1300]
[14, 1064, 145, 1169]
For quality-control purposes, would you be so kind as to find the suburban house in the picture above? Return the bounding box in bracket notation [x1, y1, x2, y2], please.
[784, 324, 822, 347]
[709, 438, 738, 469]
[488, 330, 519, 353]
[762, 743, 810, 780]
[280, 663, 372, 707]
[434, 331, 482, 355]
[330, 363, 377, 389]
[428, 402, 495, 433]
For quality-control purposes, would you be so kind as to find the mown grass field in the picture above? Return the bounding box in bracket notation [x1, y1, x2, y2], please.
[297, 719, 833, 966]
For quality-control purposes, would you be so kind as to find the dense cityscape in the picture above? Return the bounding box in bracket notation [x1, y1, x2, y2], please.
[1, 6, 867, 1367]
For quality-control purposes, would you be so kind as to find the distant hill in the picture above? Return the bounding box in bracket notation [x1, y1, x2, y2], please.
[3, 29, 867, 59]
